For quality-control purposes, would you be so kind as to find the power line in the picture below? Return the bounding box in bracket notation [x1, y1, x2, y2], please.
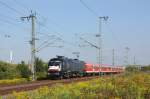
[80, 0, 108, 75]
[11, 0, 50, 31]
[36, 20, 78, 48]
[0, 17, 18, 26]
[36, 33, 77, 54]
[80, 0, 99, 17]
[80, 0, 120, 65]
[37, 40, 54, 51]
[0, 1, 24, 15]
[13, 0, 66, 37]
[11, 0, 79, 53]
[12, 0, 46, 22]
[36, 20, 63, 42]
[36, 20, 63, 37]
[37, 36, 62, 51]
[0, 13, 20, 22]
[0, 16, 30, 35]
[13, 0, 46, 24]
[104, 21, 128, 66]
[13, 0, 47, 27]
[104, 21, 124, 48]
[36, 32, 75, 53]
[37, 39, 63, 52]
[13, 0, 31, 12]
[36, 32, 56, 40]
[37, 14, 67, 33]
[12, 0, 76, 49]
[80, 37, 99, 49]
[0, 1, 79, 63]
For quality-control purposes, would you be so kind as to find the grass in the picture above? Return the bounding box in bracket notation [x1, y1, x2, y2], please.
[0, 78, 28, 85]
[2, 72, 150, 99]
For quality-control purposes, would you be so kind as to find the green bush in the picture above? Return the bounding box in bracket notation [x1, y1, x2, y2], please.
[35, 58, 47, 73]
[0, 57, 47, 80]
[35, 58, 47, 79]
[126, 65, 139, 72]
[16, 61, 31, 78]
[0, 61, 18, 79]
[141, 65, 150, 71]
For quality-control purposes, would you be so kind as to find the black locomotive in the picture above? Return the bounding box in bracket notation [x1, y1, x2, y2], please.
[48, 56, 85, 78]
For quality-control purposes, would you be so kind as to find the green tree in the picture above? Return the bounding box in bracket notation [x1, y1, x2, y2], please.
[0, 61, 18, 79]
[16, 61, 31, 78]
[126, 65, 139, 72]
[141, 65, 150, 71]
[35, 57, 47, 79]
[35, 58, 46, 72]
[0, 61, 8, 79]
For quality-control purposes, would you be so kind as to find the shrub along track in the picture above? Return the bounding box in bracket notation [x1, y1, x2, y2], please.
[0, 76, 102, 95]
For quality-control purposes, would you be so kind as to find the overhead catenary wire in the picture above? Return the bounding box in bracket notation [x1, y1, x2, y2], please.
[80, 0, 99, 17]
[0, 18, 29, 42]
[13, 0, 47, 25]
[79, 36, 99, 49]
[0, 1, 31, 35]
[0, 16, 31, 35]
[10, 0, 66, 51]
[13, 0, 48, 22]
[13, 0, 31, 12]
[12, 0, 77, 49]
[36, 20, 78, 48]
[104, 21, 124, 48]
[104, 21, 129, 65]
[37, 36, 62, 51]
[37, 37, 64, 52]
[0, 17, 18, 26]
[36, 32, 56, 40]
[1, 0, 80, 54]
[0, 13, 20, 22]
[0, 1, 35, 36]
[0, 1, 25, 16]
[36, 40, 55, 52]
[12, 0, 65, 37]
[36, 20, 63, 38]
[80, 0, 126, 65]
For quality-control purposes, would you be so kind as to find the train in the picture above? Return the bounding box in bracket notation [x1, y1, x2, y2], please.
[47, 56, 124, 79]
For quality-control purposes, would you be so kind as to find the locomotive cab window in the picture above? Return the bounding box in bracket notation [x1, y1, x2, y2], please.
[49, 61, 61, 67]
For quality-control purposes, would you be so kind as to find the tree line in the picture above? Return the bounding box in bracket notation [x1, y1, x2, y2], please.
[1, 59, 150, 80]
[126, 65, 150, 72]
[0, 57, 47, 80]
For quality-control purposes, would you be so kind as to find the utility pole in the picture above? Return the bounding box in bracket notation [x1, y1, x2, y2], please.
[124, 47, 130, 66]
[133, 56, 136, 65]
[96, 16, 108, 76]
[112, 49, 115, 66]
[21, 11, 36, 81]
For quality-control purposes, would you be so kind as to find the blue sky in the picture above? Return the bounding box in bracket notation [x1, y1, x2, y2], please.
[0, 0, 150, 65]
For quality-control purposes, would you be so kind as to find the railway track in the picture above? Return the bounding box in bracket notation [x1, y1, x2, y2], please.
[0, 76, 100, 95]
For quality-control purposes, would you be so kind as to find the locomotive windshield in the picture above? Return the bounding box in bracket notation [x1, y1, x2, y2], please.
[48, 61, 61, 66]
